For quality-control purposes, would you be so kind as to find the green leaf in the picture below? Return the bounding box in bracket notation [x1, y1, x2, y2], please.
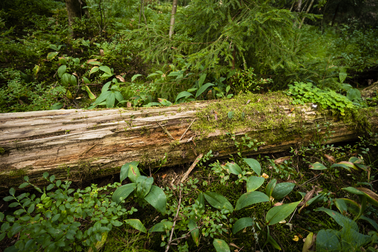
[136, 176, 154, 198]
[339, 68, 347, 83]
[120, 162, 138, 182]
[310, 162, 327, 170]
[198, 73, 207, 87]
[243, 158, 261, 176]
[188, 219, 199, 246]
[246, 176, 265, 192]
[330, 163, 352, 172]
[47, 184, 54, 191]
[213, 239, 230, 252]
[235, 191, 269, 211]
[144, 185, 167, 215]
[271, 182, 295, 200]
[61, 73, 71, 86]
[112, 183, 136, 204]
[99, 66, 112, 75]
[47, 51, 59, 61]
[265, 179, 277, 198]
[131, 74, 142, 82]
[334, 198, 360, 216]
[266, 201, 301, 225]
[9, 188, 15, 196]
[89, 66, 99, 75]
[124, 161, 140, 183]
[175, 91, 193, 102]
[70, 75, 77, 86]
[316, 229, 341, 252]
[149, 220, 173, 233]
[19, 182, 29, 189]
[267, 235, 282, 250]
[58, 65, 67, 78]
[204, 192, 233, 212]
[52, 214, 61, 222]
[105, 93, 115, 108]
[347, 88, 362, 102]
[27, 203, 35, 214]
[225, 162, 242, 175]
[360, 216, 378, 231]
[315, 207, 358, 231]
[195, 83, 214, 98]
[0, 212, 3, 222]
[302, 232, 314, 252]
[232, 217, 254, 234]
[125, 219, 147, 233]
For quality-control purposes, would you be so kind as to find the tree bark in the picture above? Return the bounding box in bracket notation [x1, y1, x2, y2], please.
[65, 0, 89, 27]
[0, 98, 377, 189]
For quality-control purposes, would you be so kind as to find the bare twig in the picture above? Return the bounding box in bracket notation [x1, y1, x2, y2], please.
[179, 119, 196, 141]
[180, 154, 204, 183]
[157, 122, 175, 141]
[165, 187, 182, 252]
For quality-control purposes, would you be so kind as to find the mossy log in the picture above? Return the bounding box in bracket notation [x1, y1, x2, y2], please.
[1, 93, 377, 188]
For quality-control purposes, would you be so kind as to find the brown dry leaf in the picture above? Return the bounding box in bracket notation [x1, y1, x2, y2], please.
[87, 59, 98, 63]
[72, 72, 79, 78]
[229, 243, 241, 249]
[246, 99, 251, 104]
[357, 187, 378, 206]
[274, 156, 291, 164]
[100, 49, 104, 56]
[116, 75, 125, 82]
[274, 202, 283, 207]
[161, 174, 167, 179]
[290, 108, 295, 113]
[324, 154, 336, 163]
[127, 102, 132, 108]
[298, 186, 316, 208]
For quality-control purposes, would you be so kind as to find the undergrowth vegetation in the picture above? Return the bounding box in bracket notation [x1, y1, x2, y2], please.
[1, 131, 378, 251]
[1, 0, 378, 251]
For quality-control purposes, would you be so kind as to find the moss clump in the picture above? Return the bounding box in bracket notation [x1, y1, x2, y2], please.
[0, 147, 5, 155]
[192, 92, 299, 143]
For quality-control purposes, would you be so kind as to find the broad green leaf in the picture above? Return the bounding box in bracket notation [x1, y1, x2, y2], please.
[334, 198, 360, 216]
[316, 229, 341, 252]
[120, 161, 138, 182]
[195, 83, 214, 98]
[50, 102, 63, 110]
[246, 176, 265, 192]
[144, 185, 167, 215]
[204, 192, 233, 212]
[61, 73, 71, 86]
[9, 188, 15, 196]
[83, 77, 90, 84]
[175, 91, 193, 102]
[235, 191, 269, 211]
[125, 219, 147, 233]
[315, 207, 358, 231]
[101, 73, 113, 79]
[197, 192, 205, 211]
[266, 201, 300, 225]
[106, 93, 115, 108]
[198, 73, 207, 87]
[47, 52, 59, 60]
[347, 88, 362, 102]
[243, 158, 261, 176]
[342, 187, 365, 196]
[271, 182, 295, 200]
[127, 161, 141, 183]
[232, 217, 254, 234]
[114, 91, 124, 102]
[360, 216, 378, 231]
[339, 68, 347, 83]
[188, 219, 199, 246]
[267, 235, 281, 250]
[302, 232, 314, 252]
[70, 75, 77, 86]
[131, 74, 142, 82]
[213, 239, 230, 252]
[225, 162, 242, 175]
[149, 220, 173, 233]
[310, 162, 327, 170]
[58, 65, 66, 78]
[340, 226, 371, 249]
[265, 179, 277, 198]
[99, 66, 112, 75]
[356, 187, 378, 207]
[19, 182, 29, 189]
[89, 66, 99, 75]
[85, 86, 96, 100]
[330, 163, 351, 172]
[112, 183, 136, 204]
[136, 176, 154, 198]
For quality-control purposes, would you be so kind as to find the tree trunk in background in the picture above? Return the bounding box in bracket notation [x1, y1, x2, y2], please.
[1, 100, 377, 189]
[65, 0, 89, 27]
[169, 0, 178, 39]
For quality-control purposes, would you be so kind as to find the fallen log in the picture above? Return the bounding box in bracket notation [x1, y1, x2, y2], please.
[1, 92, 377, 188]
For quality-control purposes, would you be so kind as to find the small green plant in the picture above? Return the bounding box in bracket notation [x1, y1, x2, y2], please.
[0, 173, 134, 252]
[230, 68, 272, 94]
[286, 82, 355, 115]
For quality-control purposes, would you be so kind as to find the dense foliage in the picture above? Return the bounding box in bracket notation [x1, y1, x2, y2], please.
[1, 0, 378, 251]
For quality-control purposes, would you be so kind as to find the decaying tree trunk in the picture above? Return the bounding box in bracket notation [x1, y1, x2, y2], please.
[1, 94, 377, 189]
[65, 0, 89, 27]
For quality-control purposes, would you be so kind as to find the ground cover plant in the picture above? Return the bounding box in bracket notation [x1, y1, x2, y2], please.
[1, 0, 378, 251]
